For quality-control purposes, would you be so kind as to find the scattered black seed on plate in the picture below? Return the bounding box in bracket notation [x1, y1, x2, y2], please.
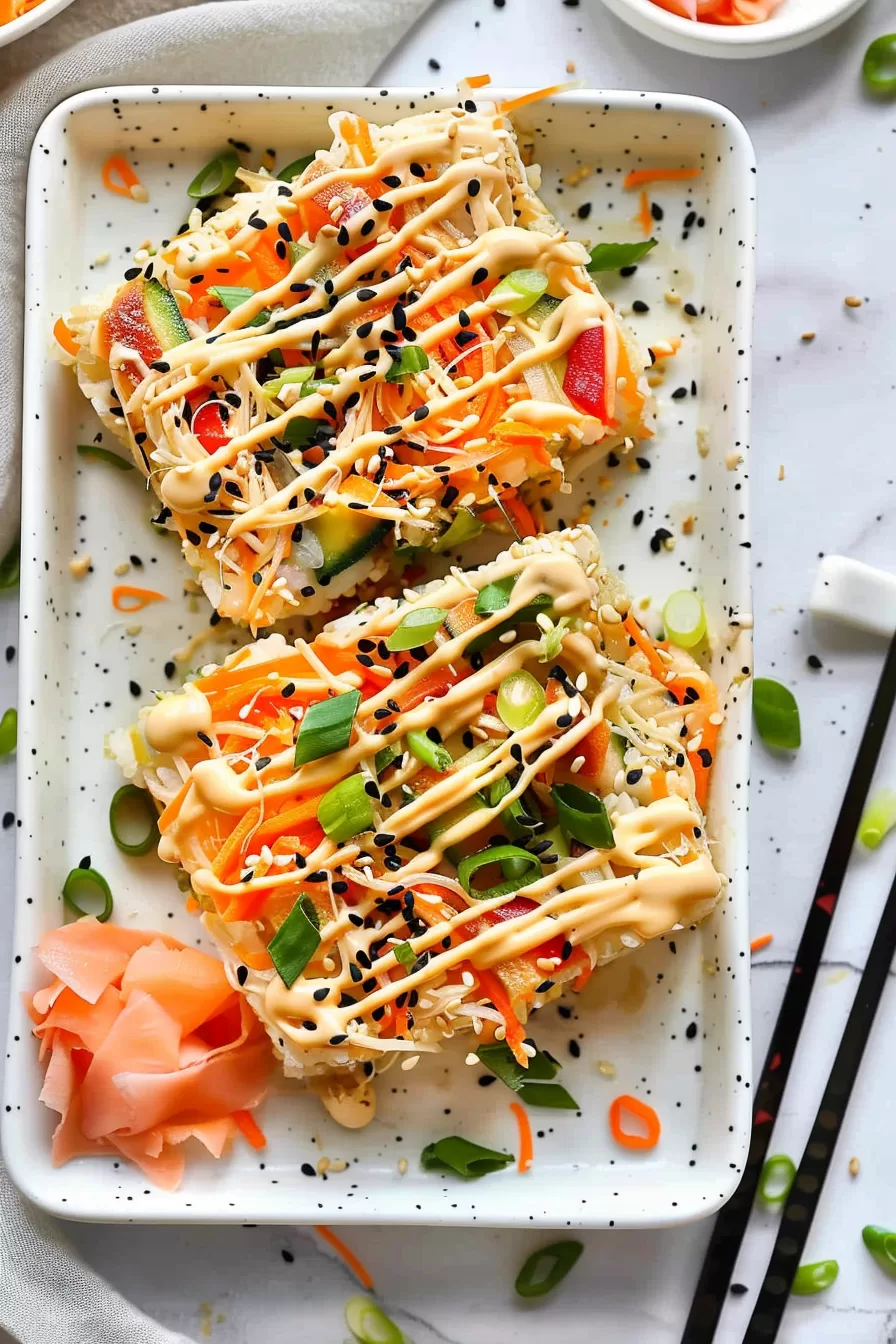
[569, 1039, 581, 1059]
[129, 680, 142, 697]
[632, 300, 649, 313]
[807, 654, 823, 670]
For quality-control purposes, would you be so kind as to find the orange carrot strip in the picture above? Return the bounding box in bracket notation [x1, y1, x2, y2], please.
[314, 1226, 374, 1290]
[157, 776, 193, 834]
[609, 1094, 661, 1151]
[465, 73, 492, 88]
[233, 1109, 267, 1150]
[250, 796, 326, 850]
[651, 771, 669, 802]
[498, 82, 576, 116]
[476, 967, 528, 1066]
[212, 806, 261, 880]
[184, 895, 200, 914]
[101, 154, 145, 200]
[636, 190, 653, 239]
[340, 114, 376, 166]
[751, 933, 774, 954]
[510, 1101, 533, 1173]
[111, 584, 168, 613]
[622, 614, 668, 685]
[624, 167, 701, 190]
[53, 316, 79, 358]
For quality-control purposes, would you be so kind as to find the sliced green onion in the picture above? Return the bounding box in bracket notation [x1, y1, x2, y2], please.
[0, 708, 17, 756]
[791, 1260, 839, 1296]
[288, 240, 310, 266]
[858, 788, 896, 849]
[538, 615, 571, 664]
[587, 238, 657, 273]
[283, 416, 320, 447]
[490, 268, 550, 316]
[344, 1295, 406, 1344]
[394, 941, 415, 970]
[753, 678, 801, 751]
[420, 1135, 514, 1179]
[187, 149, 240, 200]
[497, 670, 546, 731]
[432, 508, 483, 554]
[862, 34, 896, 95]
[466, 594, 554, 657]
[268, 894, 320, 988]
[385, 606, 447, 652]
[515, 1240, 584, 1298]
[457, 844, 542, 900]
[518, 1082, 580, 1109]
[263, 367, 315, 399]
[300, 375, 339, 399]
[294, 689, 360, 767]
[488, 777, 540, 839]
[278, 153, 315, 183]
[109, 784, 158, 856]
[208, 285, 271, 328]
[0, 538, 19, 590]
[757, 1153, 796, 1208]
[374, 744, 399, 777]
[477, 1042, 560, 1088]
[552, 783, 614, 850]
[407, 729, 452, 773]
[475, 576, 515, 616]
[76, 443, 134, 471]
[317, 774, 374, 845]
[63, 866, 113, 923]
[862, 1225, 896, 1279]
[385, 345, 430, 382]
[662, 590, 707, 650]
[525, 294, 562, 330]
[538, 822, 570, 861]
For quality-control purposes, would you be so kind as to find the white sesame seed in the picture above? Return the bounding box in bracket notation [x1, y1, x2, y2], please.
[400, 1055, 420, 1071]
[575, 672, 588, 692]
[536, 613, 553, 633]
[465, 1052, 479, 1066]
[461, 971, 475, 987]
[521, 1042, 537, 1059]
[570, 755, 586, 774]
[498, 630, 517, 643]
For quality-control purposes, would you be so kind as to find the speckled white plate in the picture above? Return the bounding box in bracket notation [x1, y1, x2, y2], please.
[4, 86, 755, 1228]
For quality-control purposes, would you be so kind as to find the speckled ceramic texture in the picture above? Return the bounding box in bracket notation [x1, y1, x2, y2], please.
[4, 86, 754, 1227]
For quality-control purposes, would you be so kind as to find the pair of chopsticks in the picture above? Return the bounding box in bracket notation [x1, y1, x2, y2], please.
[682, 633, 896, 1343]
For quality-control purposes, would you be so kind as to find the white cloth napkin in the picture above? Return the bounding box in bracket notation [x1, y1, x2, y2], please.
[0, 0, 433, 563]
[0, 4, 432, 1339]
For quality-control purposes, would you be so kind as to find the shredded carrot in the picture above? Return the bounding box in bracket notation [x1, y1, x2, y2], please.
[184, 895, 200, 915]
[212, 806, 261, 881]
[314, 1226, 374, 1290]
[636, 190, 653, 239]
[101, 154, 146, 201]
[751, 933, 774, 954]
[497, 82, 577, 116]
[53, 316, 79, 358]
[622, 614, 668, 685]
[340, 114, 376, 167]
[111, 584, 168, 613]
[609, 1094, 661, 1152]
[157, 776, 193, 834]
[510, 1101, 533, 1173]
[465, 73, 492, 88]
[651, 771, 669, 802]
[623, 167, 702, 191]
[232, 1109, 267, 1150]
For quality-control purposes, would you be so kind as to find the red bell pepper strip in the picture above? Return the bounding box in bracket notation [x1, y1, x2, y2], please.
[563, 325, 607, 422]
[192, 400, 231, 453]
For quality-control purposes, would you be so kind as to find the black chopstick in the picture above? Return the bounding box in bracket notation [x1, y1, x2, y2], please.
[744, 862, 896, 1340]
[681, 633, 896, 1344]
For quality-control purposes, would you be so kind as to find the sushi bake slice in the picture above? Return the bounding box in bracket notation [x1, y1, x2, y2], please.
[112, 526, 723, 1124]
[60, 96, 650, 629]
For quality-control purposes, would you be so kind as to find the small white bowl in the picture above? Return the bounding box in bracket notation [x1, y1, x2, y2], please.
[0, 0, 74, 49]
[599, 0, 868, 58]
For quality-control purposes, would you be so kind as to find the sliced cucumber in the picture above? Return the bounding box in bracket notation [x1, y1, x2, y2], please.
[304, 507, 390, 582]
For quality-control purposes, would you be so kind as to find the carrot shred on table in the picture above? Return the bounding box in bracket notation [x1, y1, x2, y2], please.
[608, 1094, 661, 1151]
[314, 1225, 374, 1290]
[636, 190, 653, 239]
[750, 933, 774, 953]
[53, 316, 79, 358]
[232, 1109, 267, 1150]
[497, 82, 578, 115]
[623, 167, 702, 190]
[510, 1101, 533, 1173]
[465, 73, 492, 88]
[111, 584, 168, 613]
[101, 154, 146, 201]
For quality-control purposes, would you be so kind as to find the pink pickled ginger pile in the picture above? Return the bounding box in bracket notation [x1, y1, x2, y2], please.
[649, 0, 784, 22]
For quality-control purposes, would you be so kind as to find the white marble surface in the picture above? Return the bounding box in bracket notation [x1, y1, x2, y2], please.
[3, 0, 896, 1339]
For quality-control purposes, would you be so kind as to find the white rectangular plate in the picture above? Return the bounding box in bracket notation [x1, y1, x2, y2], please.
[4, 86, 754, 1228]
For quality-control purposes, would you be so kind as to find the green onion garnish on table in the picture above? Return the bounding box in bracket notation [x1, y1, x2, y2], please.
[858, 788, 896, 849]
[0, 539, 19, 590]
[385, 607, 447, 652]
[515, 1240, 584, 1298]
[662, 590, 707, 649]
[862, 1225, 896, 1278]
[63, 866, 113, 923]
[294, 689, 360, 767]
[0, 708, 17, 756]
[862, 34, 896, 96]
[587, 238, 657, 273]
[756, 1153, 796, 1208]
[457, 844, 542, 900]
[109, 784, 159, 856]
[420, 1135, 514, 1179]
[790, 1259, 839, 1295]
[552, 783, 614, 850]
[76, 443, 134, 471]
[187, 149, 240, 200]
[753, 678, 801, 750]
[344, 1295, 406, 1344]
[268, 894, 320, 988]
[317, 774, 374, 845]
[476, 1042, 579, 1109]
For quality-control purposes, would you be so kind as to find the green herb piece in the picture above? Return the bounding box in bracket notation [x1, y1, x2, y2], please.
[587, 238, 658, 273]
[268, 894, 320, 988]
[263, 367, 316, 399]
[477, 1041, 560, 1088]
[0, 708, 17, 756]
[457, 844, 542, 900]
[552, 783, 614, 850]
[374, 745, 399, 776]
[489, 268, 550, 316]
[393, 941, 415, 970]
[109, 784, 158, 856]
[791, 1260, 839, 1296]
[488, 776, 540, 840]
[662, 590, 707, 650]
[283, 416, 320, 447]
[344, 1295, 406, 1344]
[474, 576, 515, 615]
[317, 774, 374, 845]
[278, 153, 316, 183]
[515, 1241, 584, 1298]
[208, 285, 271, 328]
[407, 729, 452, 773]
[299, 375, 340, 399]
[187, 150, 240, 200]
[385, 606, 447, 652]
[63, 866, 113, 923]
[858, 788, 896, 850]
[76, 443, 134, 471]
[385, 345, 430, 382]
[294, 689, 360, 767]
[862, 34, 896, 95]
[538, 615, 571, 664]
[465, 594, 553, 657]
[497, 670, 546, 731]
[517, 1081, 580, 1109]
[288, 241, 310, 266]
[431, 508, 484, 553]
[0, 539, 19, 590]
[420, 1135, 514, 1179]
[757, 1154, 796, 1208]
[862, 1225, 896, 1279]
[753, 678, 801, 751]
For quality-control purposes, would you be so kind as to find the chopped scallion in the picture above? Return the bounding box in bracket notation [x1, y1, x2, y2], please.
[317, 774, 374, 845]
[515, 1241, 584, 1298]
[420, 1135, 514, 1179]
[374, 745, 399, 777]
[394, 941, 415, 970]
[187, 150, 240, 200]
[208, 285, 271, 328]
[457, 844, 542, 900]
[294, 689, 360, 767]
[757, 1153, 796, 1208]
[476, 1041, 559, 1087]
[385, 345, 430, 382]
[858, 788, 896, 850]
[283, 416, 320, 447]
[0, 538, 19, 590]
[268, 894, 320, 988]
[662, 590, 707, 649]
[862, 1225, 896, 1279]
[63, 866, 113, 923]
[0, 707, 17, 756]
[753, 678, 801, 751]
[278, 153, 315, 183]
[496, 670, 545, 731]
[263, 367, 316, 399]
[489, 268, 550, 316]
[344, 1296, 406, 1344]
[474, 576, 515, 615]
[385, 606, 447, 652]
[587, 238, 657, 273]
[407, 729, 452, 773]
[109, 784, 158, 856]
[76, 443, 134, 471]
[432, 508, 483, 554]
[552, 782, 614, 850]
[791, 1260, 839, 1296]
